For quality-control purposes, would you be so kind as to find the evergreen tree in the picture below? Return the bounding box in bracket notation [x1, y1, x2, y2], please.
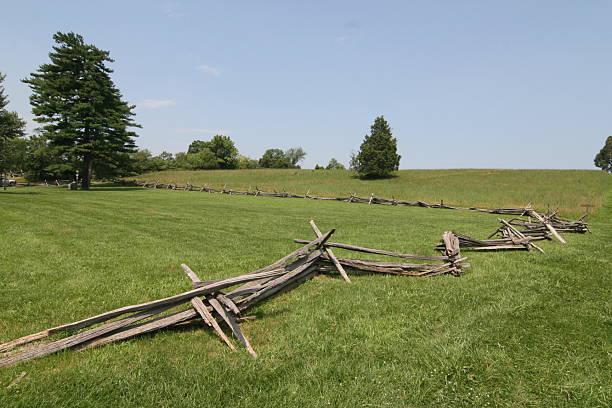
[0, 72, 26, 142]
[0, 72, 26, 188]
[353, 116, 400, 178]
[23, 32, 139, 190]
[594, 136, 612, 172]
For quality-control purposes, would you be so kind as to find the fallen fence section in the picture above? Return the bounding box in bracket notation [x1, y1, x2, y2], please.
[434, 210, 590, 253]
[0, 222, 467, 367]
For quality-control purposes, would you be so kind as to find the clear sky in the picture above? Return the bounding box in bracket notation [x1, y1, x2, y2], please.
[1, 0, 610, 169]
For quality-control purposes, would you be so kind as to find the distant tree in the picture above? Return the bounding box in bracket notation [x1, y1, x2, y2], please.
[0, 138, 27, 177]
[314, 164, 324, 170]
[187, 140, 208, 154]
[352, 116, 400, 178]
[259, 148, 292, 168]
[23, 135, 73, 181]
[594, 136, 612, 172]
[172, 150, 219, 170]
[187, 149, 219, 170]
[23, 32, 139, 190]
[188, 135, 238, 169]
[159, 151, 174, 161]
[207, 135, 238, 169]
[285, 147, 306, 168]
[237, 155, 259, 169]
[130, 149, 156, 174]
[325, 158, 345, 170]
[0, 72, 26, 187]
[174, 152, 190, 169]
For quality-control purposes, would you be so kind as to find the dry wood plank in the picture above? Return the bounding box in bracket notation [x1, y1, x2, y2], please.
[0, 303, 176, 367]
[442, 231, 460, 258]
[225, 231, 335, 295]
[191, 297, 235, 350]
[180, 263, 201, 284]
[528, 210, 567, 243]
[79, 308, 198, 350]
[499, 219, 544, 253]
[309, 220, 351, 283]
[0, 268, 289, 353]
[293, 239, 447, 261]
[208, 298, 257, 358]
[237, 251, 322, 309]
[216, 294, 241, 315]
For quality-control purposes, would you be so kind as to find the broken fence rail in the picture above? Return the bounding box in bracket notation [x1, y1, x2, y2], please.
[0, 222, 467, 367]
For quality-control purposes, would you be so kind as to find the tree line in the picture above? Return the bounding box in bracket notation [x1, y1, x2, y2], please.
[3, 31, 608, 190]
[130, 138, 309, 174]
[0, 31, 404, 188]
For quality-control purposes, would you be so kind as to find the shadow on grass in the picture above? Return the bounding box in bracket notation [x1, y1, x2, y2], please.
[0, 190, 42, 195]
[84, 182, 147, 191]
[86, 187, 147, 192]
[351, 173, 400, 180]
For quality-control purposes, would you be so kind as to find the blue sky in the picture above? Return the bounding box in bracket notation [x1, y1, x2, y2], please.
[1, 0, 610, 169]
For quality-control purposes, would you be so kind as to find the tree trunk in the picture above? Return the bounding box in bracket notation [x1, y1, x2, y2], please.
[81, 158, 94, 190]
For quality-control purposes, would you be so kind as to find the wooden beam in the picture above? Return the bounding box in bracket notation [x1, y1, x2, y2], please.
[0, 303, 176, 367]
[79, 308, 198, 350]
[180, 264, 201, 284]
[0, 268, 289, 353]
[528, 210, 566, 244]
[208, 298, 257, 358]
[309, 220, 351, 283]
[293, 239, 447, 261]
[191, 297, 235, 350]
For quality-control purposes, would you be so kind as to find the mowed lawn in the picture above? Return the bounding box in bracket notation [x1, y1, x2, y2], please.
[0, 179, 610, 407]
[133, 169, 610, 216]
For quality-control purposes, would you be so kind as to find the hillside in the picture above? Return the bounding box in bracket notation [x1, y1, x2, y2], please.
[130, 169, 610, 216]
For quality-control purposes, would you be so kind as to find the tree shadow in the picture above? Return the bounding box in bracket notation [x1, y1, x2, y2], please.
[351, 173, 400, 181]
[86, 187, 147, 192]
[84, 182, 147, 191]
[0, 190, 42, 195]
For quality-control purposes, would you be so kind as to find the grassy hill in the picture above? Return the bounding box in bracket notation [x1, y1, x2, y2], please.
[0, 173, 610, 407]
[130, 169, 610, 216]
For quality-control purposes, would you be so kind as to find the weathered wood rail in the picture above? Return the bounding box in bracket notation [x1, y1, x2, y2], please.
[0, 221, 468, 367]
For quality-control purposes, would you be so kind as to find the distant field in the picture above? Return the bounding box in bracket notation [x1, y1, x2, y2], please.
[0, 183, 610, 407]
[131, 169, 610, 216]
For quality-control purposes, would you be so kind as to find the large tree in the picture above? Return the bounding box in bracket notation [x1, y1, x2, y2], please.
[187, 135, 238, 169]
[352, 115, 400, 178]
[259, 148, 291, 168]
[594, 136, 612, 172]
[23, 32, 139, 190]
[285, 147, 306, 168]
[0, 72, 26, 188]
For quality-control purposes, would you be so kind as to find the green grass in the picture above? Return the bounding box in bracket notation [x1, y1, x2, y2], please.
[0, 179, 610, 407]
[132, 169, 610, 216]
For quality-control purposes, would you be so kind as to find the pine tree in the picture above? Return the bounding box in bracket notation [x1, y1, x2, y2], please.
[0, 72, 26, 142]
[353, 116, 401, 178]
[0, 72, 26, 189]
[594, 136, 612, 172]
[23, 32, 139, 190]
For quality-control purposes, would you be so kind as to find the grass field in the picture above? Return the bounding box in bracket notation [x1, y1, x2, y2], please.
[1, 173, 610, 407]
[132, 169, 610, 216]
